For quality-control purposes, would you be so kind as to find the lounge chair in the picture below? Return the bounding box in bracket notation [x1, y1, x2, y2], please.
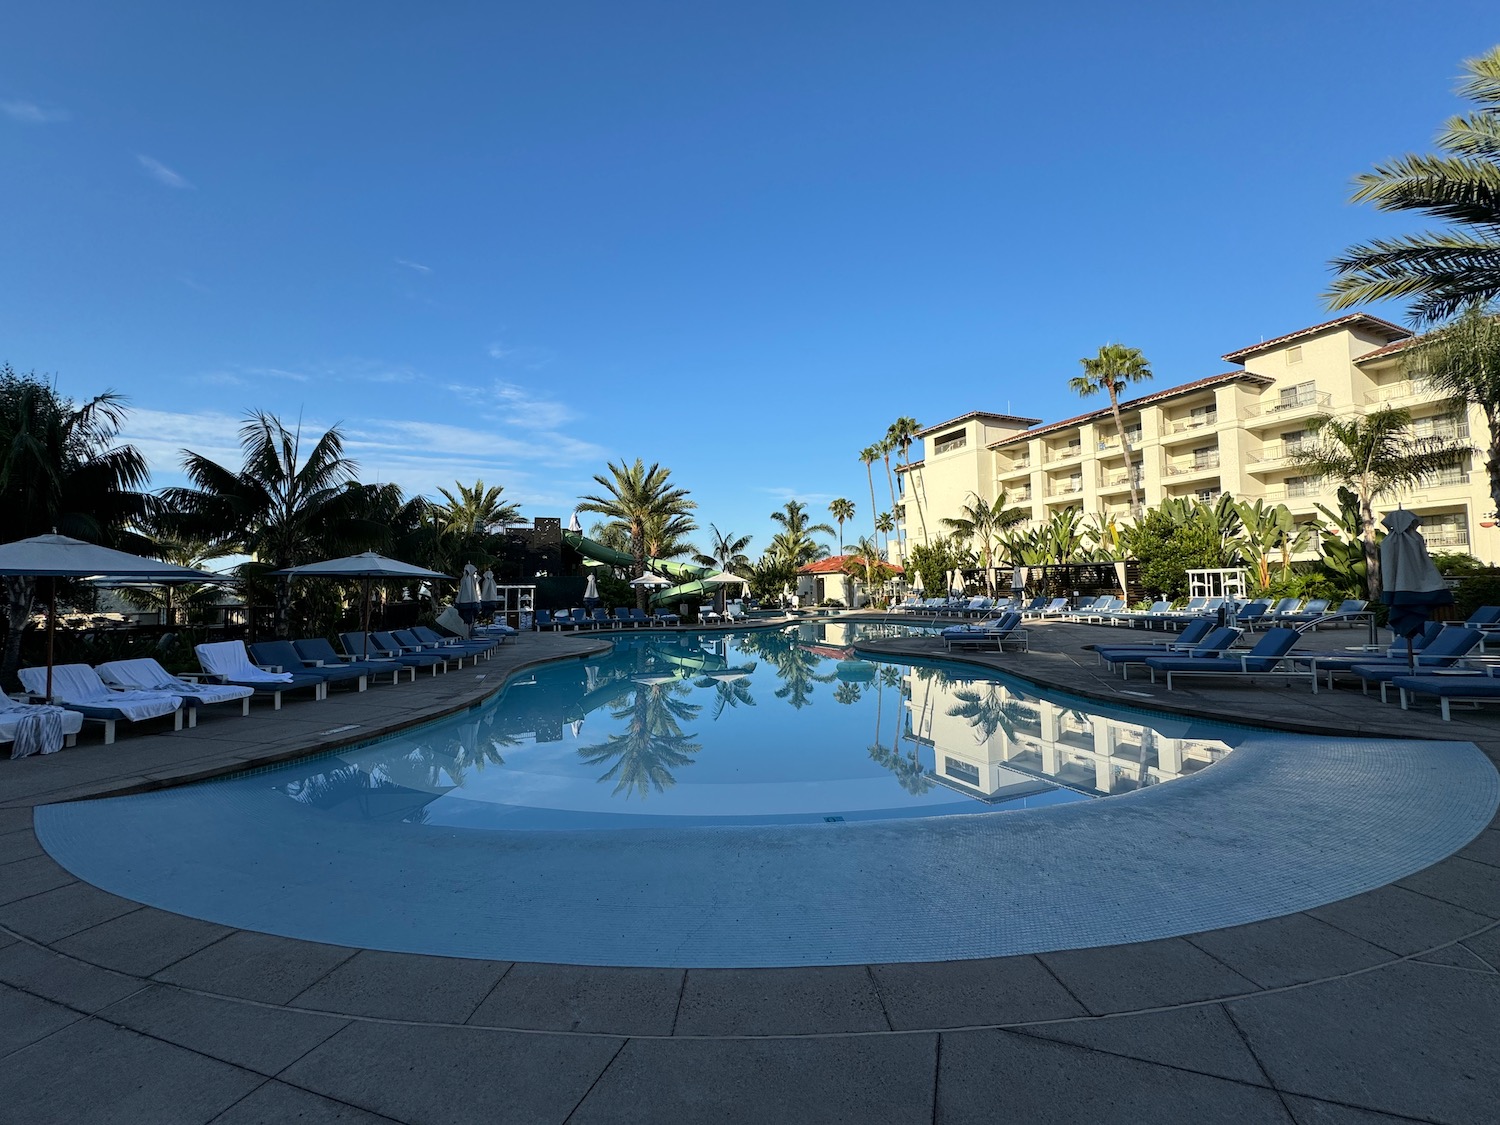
[97, 657, 255, 724]
[375, 631, 457, 671]
[251, 641, 369, 693]
[1144, 628, 1310, 691]
[1296, 626, 1482, 692]
[1024, 598, 1068, 619]
[1278, 598, 1331, 626]
[292, 639, 411, 685]
[588, 608, 617, 630]
[1393, 668, 1500, 720]
[342, 632, 448, 676]
[1090, 618, 1215, 664]
[0, 694, 82, 756]
[649, 608, 680, 626]
[196, 641, 328, 708]
[1264, 598, 1303, 622]
[942, 612, 1028, 652]
[700, 604, 722, 624]
[1078, 597, 1127, 623]
[411, 625, 496, 658]
[18, 664, 184, 744]
[611, 607, 638, 629]
[533, 609, 559, 631]
[1231, 600, 1272, 629]
[1097, 626, 1241, 679]
[1110, 600, 1172, 628]
[724, 603, 748, 623]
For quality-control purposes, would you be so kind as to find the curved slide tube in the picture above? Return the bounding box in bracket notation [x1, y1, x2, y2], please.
[564, 531, 729, 607]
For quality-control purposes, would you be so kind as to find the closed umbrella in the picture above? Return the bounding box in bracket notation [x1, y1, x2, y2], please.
[583, 572, 600, 608]
[456, 563, 481, 625]
[279, 552, 452, 659]
[568, 512, 582, 534]
[480, 569, 499, 616]
[1379, 510, 1454, 667]
[0, 533, 221, 701]
[911, 570, 924, 594]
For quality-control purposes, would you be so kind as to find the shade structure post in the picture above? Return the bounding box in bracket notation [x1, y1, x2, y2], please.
[45, 578, 56, 703]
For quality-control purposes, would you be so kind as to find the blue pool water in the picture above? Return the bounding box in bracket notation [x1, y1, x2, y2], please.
[257, 622, 1239, 830]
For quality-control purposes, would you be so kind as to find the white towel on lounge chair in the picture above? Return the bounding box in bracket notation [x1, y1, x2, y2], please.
[17, 664, 182, 722]
[97, 658, 254, 705]
[0, 694, 83, 757]
[11, 708, 67, 758]
[195, 641, 294, 684]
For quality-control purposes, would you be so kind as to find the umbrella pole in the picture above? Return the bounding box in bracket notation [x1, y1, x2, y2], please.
[45, 578, 56, 702]
[362, 579, 371, 661]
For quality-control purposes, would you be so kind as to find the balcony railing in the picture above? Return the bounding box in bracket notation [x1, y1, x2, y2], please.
[999, 458, 1031, 475]
[1168, 452, 1221, 476]
[933, 436, 967, 455]
[1364, 378, 1437, 405]
[1426, 529, 1471, 548]
[1045, 445, 1083, 464]
[1264, 482, 1323, 501]
[1099, 473, 1144, 491]
[1011, 489, 1032, 502]
[1244, 391, 1333, 418]
[1165, 414, 1217, 434]
[1045, 482, 1085, 498]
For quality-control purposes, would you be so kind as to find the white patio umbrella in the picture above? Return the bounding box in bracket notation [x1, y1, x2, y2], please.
[911, 569, 924, 594]
[703, 571, 749, 615]
[0, 533, 221, 700]
[568, 512, 582, 534]
[279, 551, 452, 659]
[480, 569, 499, 612]
[583, 573, 600, 603]
[629, 573, 672, 587]
[1380, 509, 1454, 666]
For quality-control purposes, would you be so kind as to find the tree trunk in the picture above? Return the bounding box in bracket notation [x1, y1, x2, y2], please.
[2, 577, 35, 688]
[1486, 406, 1500, 528]
[1110, 388, 1142, 517]
[882, 452, 897, 518]
[910, 460, 930, 547]
[865, 465, 879, 545]
[1359, 494, 1381, 601]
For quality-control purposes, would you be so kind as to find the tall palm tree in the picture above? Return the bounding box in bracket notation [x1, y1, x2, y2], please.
[1406, 302, 1500, 520]
[858, 445, 882, 541]
[694, 524, 752, 572]
[577, 459, 697, 609]
[1326, 47, 1500, 323]
[888, 416, 927, 546]
[879, 436, 898, 516]
[1071, 345, 1152, 516]
[941, 492, 1029, 591]
[0, 370, 150, 680]
[163, 412, 374, 636]
[828, 498, 855, 553]
[768, 500, 835, 569]
[433, 480, 522, 538]
[1289, 407, 1471, 598]
[874, 511, 895, 558]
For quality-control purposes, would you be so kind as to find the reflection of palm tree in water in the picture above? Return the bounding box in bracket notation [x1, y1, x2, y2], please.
[735, 628, 837, 709]
[695, 675, 755, 720]
[867, 660, 933, 795]
[579, 682, 702, 798]
[947, 685, 1033, 745]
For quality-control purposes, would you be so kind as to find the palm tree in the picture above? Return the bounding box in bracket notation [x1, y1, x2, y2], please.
[694, 524, 752, 572]
[941, 492, 1029, 591]
[163, 412, 374, 636]
[879, 436, 898, 516]
[768, 501, 835, 568]
[1326, 47, 1500, 323]
[1289, 407, 1471, 598]
[828, 498, 856, 553]
[0, 370, 150, 680]
[577, 460, 697, 609]
[888, 416, 927, 546]
[1071, 345, 1152, 515]
[1406, 302, 1500, 520]
[433, 480, 522, 538]
[858, 445, 882, 541]
[874, 511, 895, 558]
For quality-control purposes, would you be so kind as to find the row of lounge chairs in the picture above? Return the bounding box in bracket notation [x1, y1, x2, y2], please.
[534, 605, 750, 630]
[5, 625, 507, 754]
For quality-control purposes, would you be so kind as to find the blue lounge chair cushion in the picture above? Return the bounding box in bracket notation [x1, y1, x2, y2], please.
[294, 639, 405, 678]
[1392, 673, 1500, 698]
[1144, 628, 1301, 675]
[250, 641, 366, 685]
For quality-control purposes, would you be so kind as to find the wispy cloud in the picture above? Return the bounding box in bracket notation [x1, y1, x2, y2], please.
[136, 154, 193, 189]
[395, 258, 432, 275]
[445, 379, 574, 429]
[486, 341, 557, 370]
[761, 486, 840, 506]
[177, 275, 210, 293]
[2, 99, 68, 124]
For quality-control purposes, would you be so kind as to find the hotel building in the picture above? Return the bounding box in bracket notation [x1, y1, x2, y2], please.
[892, 313, 1493, 563]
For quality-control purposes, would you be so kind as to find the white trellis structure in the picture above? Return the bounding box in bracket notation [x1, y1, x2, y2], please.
[1186, 568, 1246, 602]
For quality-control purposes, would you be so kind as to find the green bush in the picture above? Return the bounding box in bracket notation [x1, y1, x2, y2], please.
[1453, 571, 1500, 619]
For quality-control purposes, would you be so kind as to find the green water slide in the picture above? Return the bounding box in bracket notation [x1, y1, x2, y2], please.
[563, 530, 725, 607]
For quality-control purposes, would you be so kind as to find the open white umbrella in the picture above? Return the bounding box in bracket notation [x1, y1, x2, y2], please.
[630, 573, 672, 588]
[0, 533, 222, 700]
[703, 571, 748, 616]
[279, 551, 451, 659]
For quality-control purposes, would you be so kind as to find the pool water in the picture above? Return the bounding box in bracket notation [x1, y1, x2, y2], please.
[265, 622, 1238, 831]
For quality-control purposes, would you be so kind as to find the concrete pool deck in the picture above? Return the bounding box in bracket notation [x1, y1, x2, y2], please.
[2, 619, 1499, 1123]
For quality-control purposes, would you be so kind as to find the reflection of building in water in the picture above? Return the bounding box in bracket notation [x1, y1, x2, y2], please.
[904, 671, 1231, 798]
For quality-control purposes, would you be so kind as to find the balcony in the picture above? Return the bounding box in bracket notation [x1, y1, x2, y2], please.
[1098, 472, 1144, 494]
[1165, 413, 1217, 435]
[1010, 488, 1033, 503]
[998, 457, 1031, 477]
[1405, 472, 1472, 504]
[1425, 529, 1471, 549]
[1365, 378, 1439, 406]
[1263, 482, 1324, 503]
[1247, 440, 1314, 471]
[1045, 481, 1085, 500]
[1243, 391, 1333, 426]
[933, 435, 967, 456]
[1167, 452, 1221, 478]
[1045, 444, 1083, 464]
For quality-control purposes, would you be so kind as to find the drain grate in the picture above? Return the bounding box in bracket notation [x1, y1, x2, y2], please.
[823, 816, 845, 823]
[318, 724, 361, 736]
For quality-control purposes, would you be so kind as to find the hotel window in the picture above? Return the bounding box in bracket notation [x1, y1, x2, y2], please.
[1412, 414, 1469, 441]
[1278, 380, 1317, 409]
[1188, 403, 1217, 427]
[944, 757, 980, 787]
[1192, 445, 1218, 470]
[933, 429, 967, 455]
[1282, 428, 1310, 455]
[1286, 345, 1303, 365]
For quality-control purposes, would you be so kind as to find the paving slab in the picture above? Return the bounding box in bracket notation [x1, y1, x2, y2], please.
[154, 930, 356, 1004]
[98, 983, 349, 1075]
[1411, 942, 1498, 972]
[0, 826, 44, 864]
[466, 962, 682, 1035]
[1283, 1093, 1438, 1124]
[208, 1081, 398, 1124]
[0, 939, 144, 1010]
[568, 1032, 938, 1125]
[0, 980, 85, 1057]
[279, 1020, 623, 1125]
[1456, 827, 1500, 868]
[1229, 960, 1500, 1123]
[1459, 925, 1500, 970]
[869, 955, 1087, 1029]
[1037, 937, 1259, 1014]
[289, 949, 510, 1023]
[1185, 914, 1392, 989]
[936, 1027, 1292, 1124]
[673, 966, 891, 1035]
[1395, 855, 1500, 918]
[1016, 1003, 1270, 1086]
[0, 853, 76, 905]
[52, 905, 234, 976]
[0, 1017, 262, 1125]
[1305, 884, 1494, 955]
[0, 881, 142, 943]
[0, 806, 32, 833]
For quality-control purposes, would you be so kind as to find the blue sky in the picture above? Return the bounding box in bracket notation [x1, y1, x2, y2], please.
[2, 2, 1495, 558]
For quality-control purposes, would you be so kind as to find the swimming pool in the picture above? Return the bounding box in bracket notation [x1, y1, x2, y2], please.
[35, 622, 1499, 966]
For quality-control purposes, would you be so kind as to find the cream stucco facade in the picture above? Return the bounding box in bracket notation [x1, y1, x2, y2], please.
[892, 313, 1496, 564]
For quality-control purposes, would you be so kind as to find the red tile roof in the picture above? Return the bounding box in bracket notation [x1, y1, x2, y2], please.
[914, 410, 1042, 438]
[798, 555, 903, 575]
[1353, 336, 1423, 365]
[986, 371, 1271, 448]
[893, 460, 924, 474]
[1222, 313, 1410, 362]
